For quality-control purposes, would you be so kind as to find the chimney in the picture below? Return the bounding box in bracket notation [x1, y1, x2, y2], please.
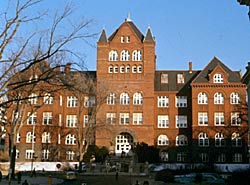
[64, 63, 71, 72]
[189, 61, 192, 73]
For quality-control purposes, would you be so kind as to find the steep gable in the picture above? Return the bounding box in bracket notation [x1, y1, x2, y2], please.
[192, 57, 241, 83]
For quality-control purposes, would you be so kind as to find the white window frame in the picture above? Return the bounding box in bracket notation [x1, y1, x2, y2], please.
[133, 113, 143, 125]
[120, 92, 130, 105]
[232, 153, 242, 163]
[198, 92, 208, 104]
[214, 112, 224, 126]
[66, 151, 75, 160]
[198, 112, 208, 126]
[231, 112, 241, 126]
[114, 65, 118, 73]
[42, 132, 51, 143]
[133, 92, 143, 105]
[137, 65, 142, 73]
[177, 74, 184, 83]
[107, 92, 116, 105]
[158, 96, 169, 107]
[66, 115, 77, 127]
[43, 112, 52, 125]
[26, 132, 35, 143]
[214, 92, 224, 104]
[176, 115, 187, 128]
[176, 135, 188, 146]
[83, 115, 89, 127]
[119, 113, 129, 125]
[25, 149, 34, 159]
[198, 132, 209, 147]
[176, 96, 187, 107]
[120, 50, 130, 61]
[232, 132, 242, 147]
[28, 93, 38, 104]
[42, 149, 50, 160]
[157, 135, 169, 146]
[27, 112, 37, 125]
[125, 65, 130, 73]
[215, 133, 226, 147]
[132, 50, 142, 61]
[65, 134, 76, 145]
[177, 152, 186, 162]
[109, 50, 118, 61]
[67, 96, 78, 107]
[132, 65, 137, 73]
[213, 73, 224, 83]
[120, 65, 125, 73]
[158, 115, 169, 128]
[161, 74, 168, 84]
[230, 92, 240, 104]
[108, 66, 113, 73]
[106, 113, 116, 124]
[44, 93, 53, 104]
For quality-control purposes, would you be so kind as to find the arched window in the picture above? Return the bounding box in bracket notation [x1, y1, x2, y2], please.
[65, 134, 76, 145]
[28, 93, 38, 104]
[125, 65, 130, 73]
[114, 65, 118, 73]
[132, 50, 142, 61]
[133, 92, 143, 105]
[120, 65, 125, 73]
[137, 65, 142, 73]
[108, 65, 113, 73]
[198, 92, 208, 104]
[214, 92, 224, 104]
[120, 50, 130, 61]
[107, 92, 116, 105]
[120, 92, 130, 105]
[158, 135, 169, 146]
[26, 132, 35, 143]
[232, 132, 242, 147]
[198, 132, 209, 147]
[109, 50, 118, 61]
[176, 135, 188, 146]
[42, 132, 51, 143]
[215, 133, 225, 147]
[132, 65, 137, 73]
[213, 73, 224, 83]
[230, 92, 240, 104]
[16, 149, 20, 159]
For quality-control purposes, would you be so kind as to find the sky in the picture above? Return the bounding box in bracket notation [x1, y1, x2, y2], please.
[1, 0, 250, 73]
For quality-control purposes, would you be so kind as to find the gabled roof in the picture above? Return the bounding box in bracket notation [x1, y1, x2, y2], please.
[155, 70, 200, 92]
[192, 57, 241, 83]
[108, 20, 145, 42]
[98, 29, 108, 42]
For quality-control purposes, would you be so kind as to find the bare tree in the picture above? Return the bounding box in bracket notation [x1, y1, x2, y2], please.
[0, 0, 96, 180]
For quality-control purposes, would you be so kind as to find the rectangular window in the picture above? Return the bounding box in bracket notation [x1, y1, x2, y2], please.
[177, 152, 186, 162]
[126, 36, 130, 43]
[214, 112, 224, 126]
[27, 112, 37, 125]
[198, 112, 208, 126]
[60, 95, 62, 106]
[158, 115, 169, 128]
[121, 36, 125, 43]
[44, 94, 53, 104]
[119, 113, 129, 125]
[66, 151, 75, 161]
[161, 74, 168, 84]
[176, 96, 187, 107]
[106, 113, 116, 124]
[58, 134, 61, 144]
[231, 112, 241, 126]
[176, 115, 187, 128]
[43, 112, 52, 125]
[158, 96, 169, 107]
[67, 96, 78, 107]
[66, 115, 77, 127]
[232, 153, 242, 163]
[200, 153, 209, 162]
[83, 115, 89, 127]
[133, 113, 143, 125]
[25, 149, 34, 159]
[59, 114, 62, 126]
[42, 150, 50, 160]
[177, 74, 185, 83]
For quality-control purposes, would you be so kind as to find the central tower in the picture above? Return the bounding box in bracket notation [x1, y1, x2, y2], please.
[96, 16, 156, 155]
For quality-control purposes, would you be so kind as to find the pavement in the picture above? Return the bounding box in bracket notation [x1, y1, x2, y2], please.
[0, 176, 64, 185]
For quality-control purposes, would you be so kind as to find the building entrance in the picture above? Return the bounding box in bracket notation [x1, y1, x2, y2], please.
[115, 132, 133, 156]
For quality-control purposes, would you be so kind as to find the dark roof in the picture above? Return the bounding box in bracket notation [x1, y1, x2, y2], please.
[108, 21, 145, 42]
[144, 27, 154, 42]
[155, 70, 200, 92]
[192, 57, 241, 83]
[98, 29, 108, 42]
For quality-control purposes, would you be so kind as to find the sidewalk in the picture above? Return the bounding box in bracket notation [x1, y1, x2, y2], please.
[0, 176, 64, 185]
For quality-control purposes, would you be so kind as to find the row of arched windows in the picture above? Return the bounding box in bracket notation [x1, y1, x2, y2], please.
[109, 50, 142, 61]
[108, 64, 142, 73]
[198, 92, 240, 104]
[157, 132, 242, 147]
[107, 92, 143, 105]
[20, 132, 78, 145]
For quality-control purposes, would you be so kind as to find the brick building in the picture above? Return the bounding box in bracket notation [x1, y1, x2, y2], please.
[3, 17, 249, 164]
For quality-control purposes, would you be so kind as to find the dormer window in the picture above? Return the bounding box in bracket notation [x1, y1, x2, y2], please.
[213, 73, 224, 83]
[177, 74, 184, 84]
